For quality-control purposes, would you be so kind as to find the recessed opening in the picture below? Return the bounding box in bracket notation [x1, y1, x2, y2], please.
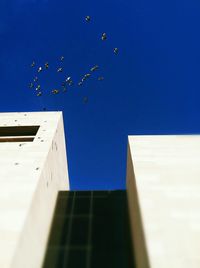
[42, 191, 135, 268]
[0, 125, 40, 142]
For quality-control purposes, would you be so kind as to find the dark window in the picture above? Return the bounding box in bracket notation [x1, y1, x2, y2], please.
[42, 191, 135, 268]
[0, 126, 39, 142]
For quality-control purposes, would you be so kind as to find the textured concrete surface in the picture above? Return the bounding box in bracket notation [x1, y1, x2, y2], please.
[127, 135, 200, 268]
[0, 112, 69, 268]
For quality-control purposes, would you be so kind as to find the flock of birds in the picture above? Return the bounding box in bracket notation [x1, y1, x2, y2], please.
[29, 16, 118, 104]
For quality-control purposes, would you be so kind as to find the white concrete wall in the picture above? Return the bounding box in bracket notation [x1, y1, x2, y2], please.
[0, 112, 69, 268]
[127, 135, 200, 268]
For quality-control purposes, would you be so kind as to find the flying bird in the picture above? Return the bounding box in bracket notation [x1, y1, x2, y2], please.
[81, 74, 90, 83]
[36, 85, 41, 91]
[31, 61, 35, 67]
[84, 73, 91, 79]
[37, 92, 42, 97]
[114, 48, 118, 54]
[45, 62, 49, 69]
[60, 56, 64, 61]
[66, 77, 73, 85]
[57, 67, 63, 73]
[101, 33, 107, 41]
[29, 83, 34, 88]
[85, 16, 91, 22]
[38, 67, 42, 73]
[52, 89, 59, 94]
[33, 76, 38, 82]
[90, 65, 99, 72]
[66, 76, 71, 82]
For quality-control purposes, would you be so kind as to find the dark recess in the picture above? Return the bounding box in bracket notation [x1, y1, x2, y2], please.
[0, 125, 40, 136]
[43, 190, 135, 268]
[0, 137, 34, 142]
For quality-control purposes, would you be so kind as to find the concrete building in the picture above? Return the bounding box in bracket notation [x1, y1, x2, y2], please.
[127, 135, 200, 268]
[1, 112, 200, 268]
[0, 112, 69, 268]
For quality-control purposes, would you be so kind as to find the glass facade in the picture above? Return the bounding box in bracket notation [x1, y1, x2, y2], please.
[43, 190, 135, 268]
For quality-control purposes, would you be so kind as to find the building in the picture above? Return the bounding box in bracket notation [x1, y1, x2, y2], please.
[0, 112, 69, 268]
[127, 135, 200, 268]
[1, 112, 200, 268]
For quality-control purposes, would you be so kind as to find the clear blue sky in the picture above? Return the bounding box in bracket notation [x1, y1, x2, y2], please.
[0, 0, 200, 190]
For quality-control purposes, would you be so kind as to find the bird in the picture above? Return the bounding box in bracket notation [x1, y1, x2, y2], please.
[37, 92, 42, 97]
[114, 47, 118, 54]
[29, 83, 34, 88]
[57, 67, 63, 73]
[36, 85, 41, 91]
[38, 67, 42, 73]
[52, 89, 59, 94]
[78, 81, 83, 86]
[60, 56, 64, 61]
[85, 16, 91, 22]
[33, 76, 38, 82]
[45, 62, 49, 69]
[81, 74, 90, 83]
[66, 77, 73, 85]
[101, 33, 107, 41]
[31, 61, 35, 67]
[84, 73, 91, 79]
[66, 76, 71, 82]
[90, 65, 99, 72]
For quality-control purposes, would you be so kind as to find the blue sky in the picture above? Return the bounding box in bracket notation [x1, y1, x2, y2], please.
[0, 0, 200, 189]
